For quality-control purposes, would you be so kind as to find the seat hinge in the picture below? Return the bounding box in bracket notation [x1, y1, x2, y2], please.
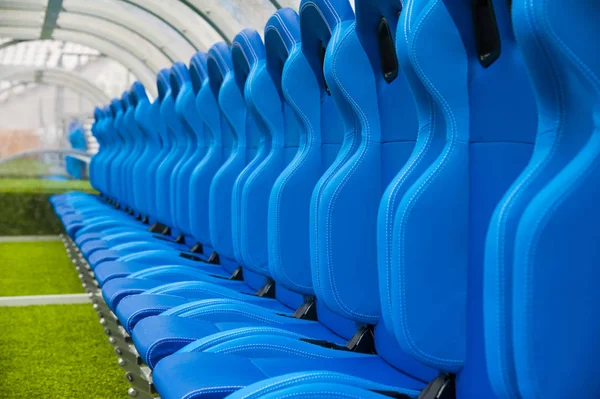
[229, 266, 243, 281]
[147, 222, 166, 233]
[174, 235, 185, 244]
[206, 251, 220, 264]
[345, 324, 376, 354]
[291, 295, 317, 320]
[160, 226, 171, 235]
[189, 243, 204, 254]
[141, 216, 149, 224]
[417, 374, 456, 399]
[255, 278, 276, 298]
[300, 324, 376, 354]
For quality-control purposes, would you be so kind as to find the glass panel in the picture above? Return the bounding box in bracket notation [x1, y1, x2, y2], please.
[57, 13, 172, 71]
[63, 0, 197, 61]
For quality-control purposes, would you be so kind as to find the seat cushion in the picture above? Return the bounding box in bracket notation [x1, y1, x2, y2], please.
[132, 310, 347, 369]
[95, 262, 151, 286]
[152, 352, 425, 399]
[101, 277, 166, 310]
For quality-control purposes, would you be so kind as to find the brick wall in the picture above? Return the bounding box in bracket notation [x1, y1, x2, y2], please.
[0, 130, 39, 157]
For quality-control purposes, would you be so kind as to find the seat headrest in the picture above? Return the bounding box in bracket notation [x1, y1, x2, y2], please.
[300, 0, 354, 38]
[109, 98, 122, 118]
[355, 0, 402, 33]
[299, 0, 354, 95]
[232, 28, 266, 94]
[93, 106, 102, 121]
[265, 8, 301, 95]
[121, 90, 131, 109]
[189, 51, 209, 95]
[466, 0, 536, 143]
[354, 0, 402, 84]
[156, 68, 171, 102]
[170, 61, 191, 99]
[131, 81, 148, 103]
[128, 88, 138, 107]
[207, 42, 233, 98]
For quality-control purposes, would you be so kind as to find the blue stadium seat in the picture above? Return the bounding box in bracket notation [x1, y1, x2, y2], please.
[484, 0, 600, 397]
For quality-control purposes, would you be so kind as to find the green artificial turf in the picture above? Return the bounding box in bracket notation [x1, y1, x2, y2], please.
[0, 158, 54, 178]
[0, 304, 129, 398]
[0, 241, 84, 296]
[0, 178, 96, 194]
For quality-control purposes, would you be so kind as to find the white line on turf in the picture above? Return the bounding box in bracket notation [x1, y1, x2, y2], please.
[0, 294, 91, 307]
[0, 235, 62, 243]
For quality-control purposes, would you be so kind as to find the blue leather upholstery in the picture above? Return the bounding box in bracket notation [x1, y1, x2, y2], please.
[170, 62, 206, 239]
[188, 51, 226, 255]
[130, 82, 153, 217]
[226, 372, 421, 399]
[207, 42, 253, 274]
[229, 29, 270, 280]
[485, 0, 600, 397]
[88, 107, 104, 193]
[155, 65, 184, 229]
[146, 70, 171, 222]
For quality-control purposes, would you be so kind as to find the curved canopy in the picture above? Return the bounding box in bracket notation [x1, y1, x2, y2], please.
[0, 0, 308, 102]
[0, 66, 111, 105]
[0, 27, 157, 95]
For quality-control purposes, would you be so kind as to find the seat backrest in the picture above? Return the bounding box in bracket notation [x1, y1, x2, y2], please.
[309, 0, 395, 326]
[123, 88, 145, 212]
[130, 82, 154, 218]
[108, 96, 127, 203]
[170, 62, 206, 238]
[89, 107, 105, 193]
[116, 93, 131, 204]
[310, 0, 420, 326]
[267, 8, 313, 295]
[98, 105, 116, 198]
[120, 91, 138, 208]
[144, 70, 170, 223]
[377, 0, 452, 340]
[485, 0, 600, 397]
[229, 30, 270, 277]
[167, 63, 201, 235]
[207, 43, 252, 275]
[155, 66, 187, 228]
[268, 0, 357, 339]
[382, 0, 470, 377]
[189, 51, 228, 253]
[234, 20, 306, 309]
